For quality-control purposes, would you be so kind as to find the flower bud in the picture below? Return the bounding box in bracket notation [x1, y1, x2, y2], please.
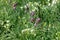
[30, 11, 35, 16]
[13, 3, 17, 10]
[35, 18, 40, 24]
[30, 18, 35, 23]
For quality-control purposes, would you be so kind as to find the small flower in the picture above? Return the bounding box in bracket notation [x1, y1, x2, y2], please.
[6, 24, 10, 27]
[35, 18, 40, 24]
[6, 20, 10, 23]
[31, 29, 34, 33]
[34, 23, 37, 27]
[13, 7, 16, 10]
[21, 28, 30, 34]
[30, 18, 35, 23]
[13, 3, 17, 7]
[20, 6, 23, 9]
[30, 11, 35, 16]
[24, 4, 29, 10]
[13, 3, 18, 10]
[34, 34, 36, 36]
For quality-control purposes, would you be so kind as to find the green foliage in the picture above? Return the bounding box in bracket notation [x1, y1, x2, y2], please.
[0, 0, 60, 40]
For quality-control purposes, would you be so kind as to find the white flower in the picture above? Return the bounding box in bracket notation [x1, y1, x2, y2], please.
[48, 0, 50, 2]
[20, 7, 23, 9]
[21, 28, 30, 33]
[6, 24, 10, 27]
[32, 4, 34, 7]
[51, 0, 57, 6]
[31, 29, 34, 33]
[6, 20, 10, 23]
[48, 3, 50, 6]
